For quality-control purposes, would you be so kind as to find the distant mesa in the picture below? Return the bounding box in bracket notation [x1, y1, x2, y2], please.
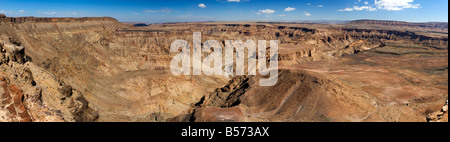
[347, 19, 448, 32]
[0, 15, 118, 24]
[133, 23, 149, 27]
[122, 22, 149, 27]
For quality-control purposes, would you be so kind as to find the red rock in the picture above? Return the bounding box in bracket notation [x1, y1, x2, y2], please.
[8, 85, 19, 93]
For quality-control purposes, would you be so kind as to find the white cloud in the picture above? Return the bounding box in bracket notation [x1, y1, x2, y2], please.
[307, 3, 311, 5]
[35, 11, 79, 16]
[338, 6, 377, 11]
[339, 8, 354, 11]
[375, 0, 420, 11]
[339, 0, 419, 12]
[279, 14, 287, 17]
[284, 7, 296, 12]
[317, 5, 324, 8]
[39, 11, 57, 15]
[1, 10, 26, 15]
[198, 3, 207, 8]
[352, 6, 377, 11]
[257, 9, 275, 14]
[304, 12, 311, 16]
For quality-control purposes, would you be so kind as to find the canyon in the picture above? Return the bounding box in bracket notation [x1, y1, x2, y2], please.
[0, 14, 447, 122]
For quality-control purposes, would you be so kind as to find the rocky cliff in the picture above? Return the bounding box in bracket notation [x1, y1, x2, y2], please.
[0, 37, 98, 122]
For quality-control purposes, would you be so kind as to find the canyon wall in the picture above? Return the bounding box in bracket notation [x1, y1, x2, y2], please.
[0, 15, 447, 121]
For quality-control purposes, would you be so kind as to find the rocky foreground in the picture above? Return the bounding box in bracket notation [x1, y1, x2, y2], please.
[0, 14, 447, 122]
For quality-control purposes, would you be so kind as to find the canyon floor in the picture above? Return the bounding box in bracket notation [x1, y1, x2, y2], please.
[0, 14, 448, 122]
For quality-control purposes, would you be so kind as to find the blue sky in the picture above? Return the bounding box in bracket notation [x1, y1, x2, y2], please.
[0, 0, 448, 23]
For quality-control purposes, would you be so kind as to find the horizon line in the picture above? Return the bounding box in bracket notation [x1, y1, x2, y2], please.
[2, 14, 448, 24]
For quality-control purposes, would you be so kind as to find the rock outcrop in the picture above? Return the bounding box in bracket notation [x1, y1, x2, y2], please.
[184, 70, 382, 122]
[427, 100, 448, 122]
[0, 38, 98, 122]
